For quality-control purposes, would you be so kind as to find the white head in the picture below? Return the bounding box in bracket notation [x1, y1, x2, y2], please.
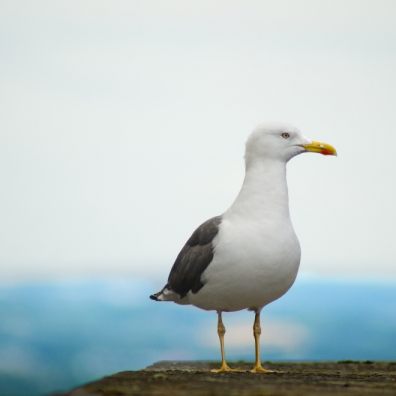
[245, 122, 336, 168]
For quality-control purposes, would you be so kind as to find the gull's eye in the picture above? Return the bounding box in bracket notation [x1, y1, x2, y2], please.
[281, 132, 290, 139]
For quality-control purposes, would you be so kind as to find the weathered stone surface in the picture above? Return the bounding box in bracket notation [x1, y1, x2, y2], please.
[59, 361, 396, 396]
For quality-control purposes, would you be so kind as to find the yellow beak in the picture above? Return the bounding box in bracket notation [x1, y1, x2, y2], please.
[303, 141, 337, 156]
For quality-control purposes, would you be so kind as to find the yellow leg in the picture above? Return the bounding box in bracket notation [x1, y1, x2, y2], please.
[211, 311, 242, 373]
[250, 311, 273, 373]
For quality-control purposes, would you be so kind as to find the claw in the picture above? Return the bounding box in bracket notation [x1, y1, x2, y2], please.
[250, 364, 275, 374]
[211, 363, 245, 373]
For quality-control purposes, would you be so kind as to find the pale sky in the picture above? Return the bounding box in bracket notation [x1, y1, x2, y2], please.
[1, 0, 395, 280]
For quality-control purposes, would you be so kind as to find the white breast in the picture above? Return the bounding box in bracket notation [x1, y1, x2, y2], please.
[187, 158, 301, 312]
[188, 216, 301, 311]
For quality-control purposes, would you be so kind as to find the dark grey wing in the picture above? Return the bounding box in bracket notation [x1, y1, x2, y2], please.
[167, 216, 222, 298]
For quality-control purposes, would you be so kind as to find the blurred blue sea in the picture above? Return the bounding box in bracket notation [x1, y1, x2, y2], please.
[0, 276, 395, 396]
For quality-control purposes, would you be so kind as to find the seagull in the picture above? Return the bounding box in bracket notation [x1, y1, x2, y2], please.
[150, 123, 336, 373]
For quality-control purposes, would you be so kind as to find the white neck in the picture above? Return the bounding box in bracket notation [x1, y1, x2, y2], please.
[225, 159, 290, 221]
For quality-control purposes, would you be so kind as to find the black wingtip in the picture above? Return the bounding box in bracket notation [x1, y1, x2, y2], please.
[150, 294, 159, 301]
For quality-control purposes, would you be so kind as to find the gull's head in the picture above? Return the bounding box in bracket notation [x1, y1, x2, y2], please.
[245, 122, 337, 167]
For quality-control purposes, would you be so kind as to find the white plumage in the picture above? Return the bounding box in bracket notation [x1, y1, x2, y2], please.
[189, 149, 301, 312]
[151, 122, 336, 372]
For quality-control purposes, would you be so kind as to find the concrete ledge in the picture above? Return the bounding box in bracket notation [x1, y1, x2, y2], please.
[59, 361, 396, 396]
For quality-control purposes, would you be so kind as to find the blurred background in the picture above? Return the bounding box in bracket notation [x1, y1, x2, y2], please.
[1, 1, 396, 395]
